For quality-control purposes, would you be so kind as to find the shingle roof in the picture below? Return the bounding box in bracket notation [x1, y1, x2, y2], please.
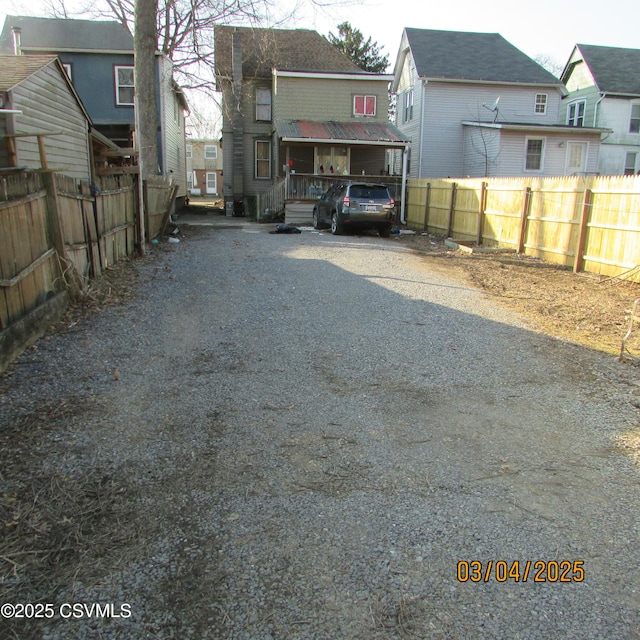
[214, 25, 365, 78]
[574, 44, 640, 95]
[0, 54, 58, 91]
[0, 15, 133, 53]
[276, 119, 410, 146]
[403, 28, 562, 86]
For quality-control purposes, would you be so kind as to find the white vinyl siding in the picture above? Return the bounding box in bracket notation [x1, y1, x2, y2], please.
[12, 62, 91, 180]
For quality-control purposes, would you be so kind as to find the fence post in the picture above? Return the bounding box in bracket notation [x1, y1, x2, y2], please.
[423, 182, 431, 232]
[446, 182, 457, 237]
[41, 171, 67, 262]
[477, 181, 487, 245]
[517, 187, 532, 254]
[574, 188, 593, 274]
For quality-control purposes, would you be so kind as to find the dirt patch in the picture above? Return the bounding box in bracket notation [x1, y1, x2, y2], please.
[397, 232, 640, 359]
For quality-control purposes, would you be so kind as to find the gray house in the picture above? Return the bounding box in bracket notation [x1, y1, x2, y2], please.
[0, 15, 189, 204]
[0, 54, 92, 180]
[560, 44, 640, 175]
[392, 28, 607, 178]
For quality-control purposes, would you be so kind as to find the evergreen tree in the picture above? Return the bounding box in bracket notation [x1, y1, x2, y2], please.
[327, 22, 389, 73]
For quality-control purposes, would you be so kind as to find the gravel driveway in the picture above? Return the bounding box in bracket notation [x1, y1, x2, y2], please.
[1, 220, 639, 639]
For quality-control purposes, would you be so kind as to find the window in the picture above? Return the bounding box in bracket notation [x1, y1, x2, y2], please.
[115, 66, 135, 106]
[525, 138, 545, 171]
[186, 145, 192, 159]
[354, 95, 376, 117]
[255, 140, 271, 179]
[534, 94, 547, 115]
[256, 87, 271, 121]
[629, 103, 640, 134]
[62, 63, 72, 82]
[624, 151, 638, 175]
[567, 100, 585, 127]
[404, 89, 414, 122]
[205, 145, 217, 160]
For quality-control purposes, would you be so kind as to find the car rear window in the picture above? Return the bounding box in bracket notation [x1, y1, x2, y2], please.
[349, 186, 390, 200]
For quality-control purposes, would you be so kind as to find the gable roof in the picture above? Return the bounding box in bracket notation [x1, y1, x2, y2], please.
[0, 54, 91, 122]
[0, 15, 133, 53]
[400, 28, 562, 86]
[214, 25, 365, 79]
[568, 44, 640, 96]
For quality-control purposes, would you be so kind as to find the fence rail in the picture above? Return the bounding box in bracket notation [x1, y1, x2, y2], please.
[407, 175, 640, 282]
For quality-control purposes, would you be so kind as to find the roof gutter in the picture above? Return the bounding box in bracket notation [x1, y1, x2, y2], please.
[274, 70, 393, 82]
[280, 136, 407, 147]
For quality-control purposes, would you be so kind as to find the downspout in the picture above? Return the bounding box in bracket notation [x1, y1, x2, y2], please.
[418, 79, 427, 177]
[400, 143, 409, 224]
[594, 93, 605, 128]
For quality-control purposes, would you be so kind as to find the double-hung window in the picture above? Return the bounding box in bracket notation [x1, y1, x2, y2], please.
[256, 87, 271, 121]
[567, 100, 585, 127]
[534, 94, 547, 115]
[354, 95, 376, 117]
[629, 103, 640, 134]
[525, 138, 545, 171]
[115, 66, 135, 106]
[205, 145, 217, 160]
[404, 89, 414, 122]
[255, 140, 271, 179]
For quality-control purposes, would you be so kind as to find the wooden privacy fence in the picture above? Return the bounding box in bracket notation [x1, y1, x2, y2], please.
[0, 171, 176, 372]
[406, 175, 640, 282]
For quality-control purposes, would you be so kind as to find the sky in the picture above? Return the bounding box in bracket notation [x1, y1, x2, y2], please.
[1, 0, 639, 72]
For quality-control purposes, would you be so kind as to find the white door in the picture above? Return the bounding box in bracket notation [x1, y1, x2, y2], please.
[206, 172, 217, 194]
[565, 142, 587, 175]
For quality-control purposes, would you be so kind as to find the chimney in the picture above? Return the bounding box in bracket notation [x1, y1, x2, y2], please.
[12, 27, 22, 55]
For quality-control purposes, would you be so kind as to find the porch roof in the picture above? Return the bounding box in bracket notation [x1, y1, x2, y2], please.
[275, 120, 410, 147]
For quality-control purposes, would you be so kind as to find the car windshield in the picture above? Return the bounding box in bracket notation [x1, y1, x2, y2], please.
[349, 186, 389, 200]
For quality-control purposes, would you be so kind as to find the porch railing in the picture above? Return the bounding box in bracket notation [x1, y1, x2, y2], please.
[257, 173, 404, 221]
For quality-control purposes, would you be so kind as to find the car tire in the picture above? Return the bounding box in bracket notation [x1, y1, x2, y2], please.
[379, 226, 391, 238]
[313, 208, 322, 229]
[331, 213, 342, 235]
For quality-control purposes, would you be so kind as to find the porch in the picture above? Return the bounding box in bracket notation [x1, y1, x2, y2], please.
[257, 173, 405, 226]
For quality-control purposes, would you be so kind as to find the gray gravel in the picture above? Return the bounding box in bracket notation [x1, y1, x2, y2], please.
[1, 220, 639, 639]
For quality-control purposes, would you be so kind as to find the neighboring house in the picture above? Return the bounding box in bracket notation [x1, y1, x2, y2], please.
[560, 44, 640, 175]
[392, 28, 607, 178]
[0, 54, 92, 180]
[0, 15, 189, 205]
[214, 25, 409, 217]
[186, 139, 222, 197]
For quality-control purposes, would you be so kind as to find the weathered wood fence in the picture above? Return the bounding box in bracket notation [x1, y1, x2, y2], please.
[0, 171, 176, 372]
[407, 175, 640, 281]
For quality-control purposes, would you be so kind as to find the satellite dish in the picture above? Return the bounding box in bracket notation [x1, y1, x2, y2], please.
[482, 96, 501, 122]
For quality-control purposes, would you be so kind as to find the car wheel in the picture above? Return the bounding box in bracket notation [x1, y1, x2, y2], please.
[313, 208, 323, 230]
[331, 213, 342, 235]
[379, 226, 391, 238]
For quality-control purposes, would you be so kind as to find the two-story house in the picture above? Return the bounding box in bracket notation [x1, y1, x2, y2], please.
[186, 138, 223, 198]
[392, 28, 607, 178]
[560, 44, 640, 175]
[0, 15, 189, 205]
[214, 25, 409, 218]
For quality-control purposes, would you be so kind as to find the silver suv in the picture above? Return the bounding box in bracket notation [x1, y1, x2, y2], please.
[312, 182, 395, 237]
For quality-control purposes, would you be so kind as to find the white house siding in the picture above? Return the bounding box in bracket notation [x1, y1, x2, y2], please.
[462, 127, 501, 177]
[594, 96, 640, 175]
[418, 82, 564, 178]
[12, 62, 90, 180]
[157, 56, 187, 201]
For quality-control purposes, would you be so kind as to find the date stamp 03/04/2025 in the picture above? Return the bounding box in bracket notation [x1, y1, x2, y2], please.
[457, 560, 585, 583]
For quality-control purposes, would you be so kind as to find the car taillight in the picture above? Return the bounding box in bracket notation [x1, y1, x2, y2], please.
[343, 195, 350, 207]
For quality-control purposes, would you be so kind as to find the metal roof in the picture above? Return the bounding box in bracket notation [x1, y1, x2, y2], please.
[275, 119, 410, 146]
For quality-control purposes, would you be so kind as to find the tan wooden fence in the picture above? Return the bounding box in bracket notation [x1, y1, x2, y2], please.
[407, 175, 640, 282]
[1, 171, 176, 372]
